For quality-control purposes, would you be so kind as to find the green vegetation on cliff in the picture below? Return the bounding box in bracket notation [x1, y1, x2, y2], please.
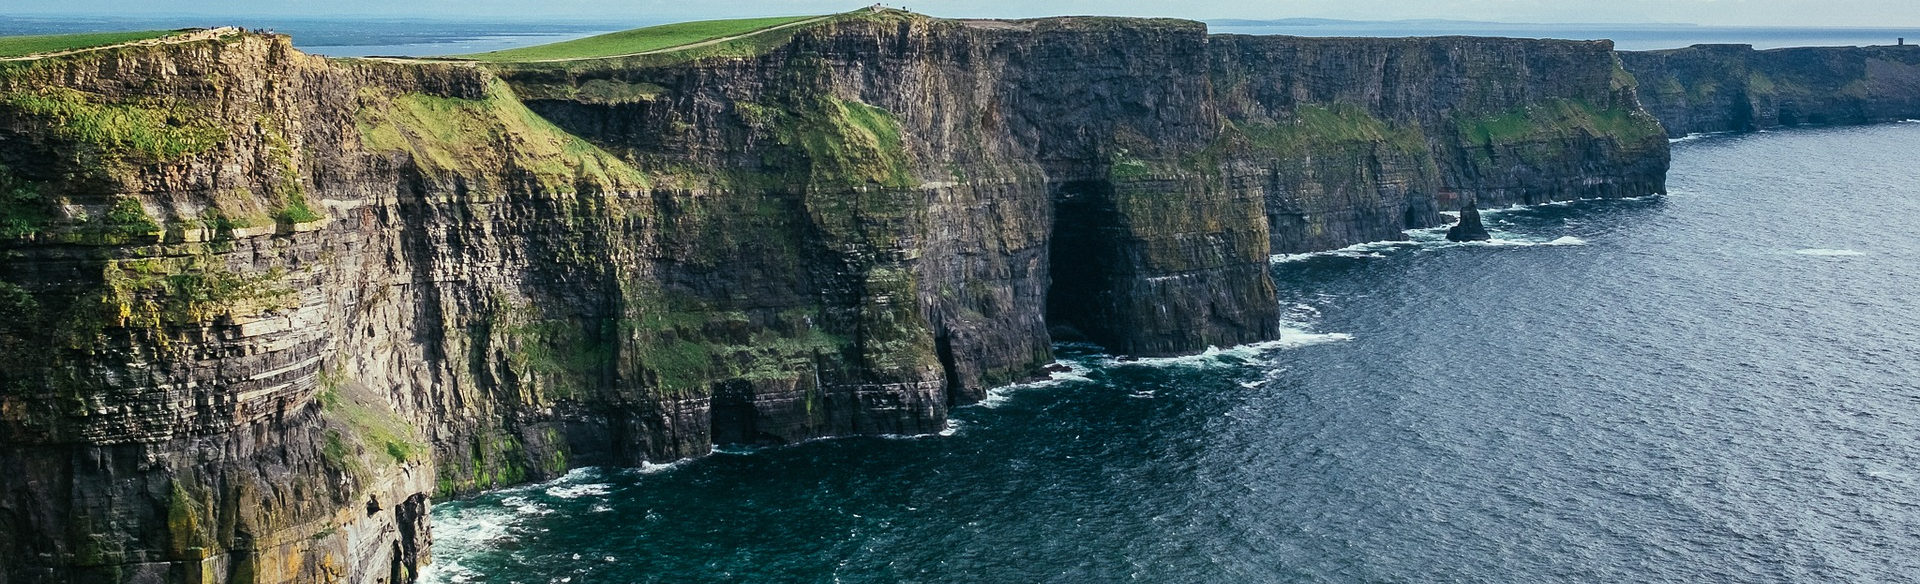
[0, 30, 174, 58]
[0, 87, 226, 160]
[102, 257, 297, 339]
[355, 79, 647, 191]
[752, 96, 918, 191]
[457, 15, 822, 62]
[319, 382, 427, 467]
[1235, 104, 1430, 157]
[0, 165, 52, 238]
[478, 9, 917, 74]
[1456, 98, 1664, 147]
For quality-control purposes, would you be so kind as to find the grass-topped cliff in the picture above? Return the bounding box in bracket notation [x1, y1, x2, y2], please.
[0, 30, 179, 58]
[454, 15, 825, 62]
[0, 14, 1673, 584]
[1622, 43, 1920, 136]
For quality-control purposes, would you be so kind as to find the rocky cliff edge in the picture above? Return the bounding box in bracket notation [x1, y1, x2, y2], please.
[0, 13, 1667, 583]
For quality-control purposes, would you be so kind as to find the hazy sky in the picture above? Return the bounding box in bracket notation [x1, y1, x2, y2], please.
[9, 0, 1920, 27]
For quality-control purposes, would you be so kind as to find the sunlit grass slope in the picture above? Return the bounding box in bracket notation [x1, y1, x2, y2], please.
[0, 30, 178, 58]
[454, 15, 823, 62]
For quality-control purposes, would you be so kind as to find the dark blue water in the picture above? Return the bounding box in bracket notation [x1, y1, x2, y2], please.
[422, 124, 1920, 583]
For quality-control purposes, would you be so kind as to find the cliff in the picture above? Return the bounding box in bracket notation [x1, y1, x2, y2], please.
[1621, 43, 1920, 137]
[1209, 35, 1668, 252]
[0, 14, 1667, 584]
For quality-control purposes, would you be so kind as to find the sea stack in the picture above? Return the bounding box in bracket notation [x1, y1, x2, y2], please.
[1447, 201, 1493, 242]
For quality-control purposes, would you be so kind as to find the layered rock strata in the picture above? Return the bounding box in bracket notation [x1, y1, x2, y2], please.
[1209, 35, 1670, 252]
[0, 13, 1668, 583]
[1622, 43, 1920, 137]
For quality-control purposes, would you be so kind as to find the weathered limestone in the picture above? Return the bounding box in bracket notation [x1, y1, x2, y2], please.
[0, 14, 1671, 583]
[1622, 43, 1920, 137]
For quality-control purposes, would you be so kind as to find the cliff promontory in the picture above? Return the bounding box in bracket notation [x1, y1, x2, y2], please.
[0, 13, 1667, 583]
[1622, 43, 1920, 136]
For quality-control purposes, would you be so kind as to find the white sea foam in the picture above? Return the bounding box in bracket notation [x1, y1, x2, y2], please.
[1794, 248, 1866, 256]
[1270, 198, 1623, 264]
[1270, 239, 1417, 264]
[878, 420, 967, 440]
[499, 495, 554, 516]
[417, 501, 525, 583]
[634, 459, 691, 475]
[1669, 132, 1728, 143]
[1099, 318, 1353, 369]
[434, 506, 519, 548]
[973, 358, 1095, 409]
[545, 482, 612, 499]
[539, 468, 613, 499]
[1461, 236, 1589, 247]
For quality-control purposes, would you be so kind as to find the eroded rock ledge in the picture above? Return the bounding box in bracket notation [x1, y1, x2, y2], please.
[0, 13, 1667, 583]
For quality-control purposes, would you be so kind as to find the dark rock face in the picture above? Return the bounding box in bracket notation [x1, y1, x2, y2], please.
[1447, 202, 1493, 242]
[1209, 35, 1670, 253]
[1622, 44, 1920, 137]
[0, 15, 1669, 584]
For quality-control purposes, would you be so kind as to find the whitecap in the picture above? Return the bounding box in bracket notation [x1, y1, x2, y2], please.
[634, 459, 690, 475]
[972, 358, 1095, 409]
[1404, 234, 1590, 249]
[1270, 240, 1417, 263]
[1668, 132, 1725, 143]
[539, 468, 614, 499]
[1794, 248, 1866, 256]
[499, 495, 554, 517]
[1100, 321, 1353, 369]
[544, 482, 612, 499]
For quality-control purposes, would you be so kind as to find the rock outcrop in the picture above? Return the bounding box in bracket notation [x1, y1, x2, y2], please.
[1621, 43, 1920, 137]
[1209, 35, 1670, 253]
[0, 13, 1668, 583]
[1447, 201, 1493, 242]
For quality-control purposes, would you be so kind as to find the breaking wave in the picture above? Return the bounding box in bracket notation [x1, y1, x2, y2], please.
[1794, 248, 1866, 256]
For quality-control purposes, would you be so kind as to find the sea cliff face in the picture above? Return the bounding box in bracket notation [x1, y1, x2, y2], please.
[0, 14, 1667, 584]
[1210, 35, 1670, 252]
[1622, 43, 1920, 137]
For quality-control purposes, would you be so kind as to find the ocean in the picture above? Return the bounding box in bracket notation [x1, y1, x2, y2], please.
[417, 123, 1920, 583]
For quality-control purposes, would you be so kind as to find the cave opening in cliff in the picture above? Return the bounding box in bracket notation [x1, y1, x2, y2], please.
[1044, 179, 1130, 351]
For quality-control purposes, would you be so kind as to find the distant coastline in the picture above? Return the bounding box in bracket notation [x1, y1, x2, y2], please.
[1206, 18, 1920, 51]
[3, 14, 1917, 55]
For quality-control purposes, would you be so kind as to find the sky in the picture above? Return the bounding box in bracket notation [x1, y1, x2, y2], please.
[7, 0, 1920, 28]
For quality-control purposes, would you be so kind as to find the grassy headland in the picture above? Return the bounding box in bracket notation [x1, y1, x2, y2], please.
[454, 15, 823, 62]
[0, 30, 178, 58]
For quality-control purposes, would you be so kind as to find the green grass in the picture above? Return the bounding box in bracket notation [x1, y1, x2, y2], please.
[455, 15, 820, 62]
[0, 87, 226, 160]
[355, 79, 646, 189]
[1236, 104, 1429, 157]
[1456, 98, 1665, 145]
[319, 385, 427, 466]
[0, 30, 176, 58]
